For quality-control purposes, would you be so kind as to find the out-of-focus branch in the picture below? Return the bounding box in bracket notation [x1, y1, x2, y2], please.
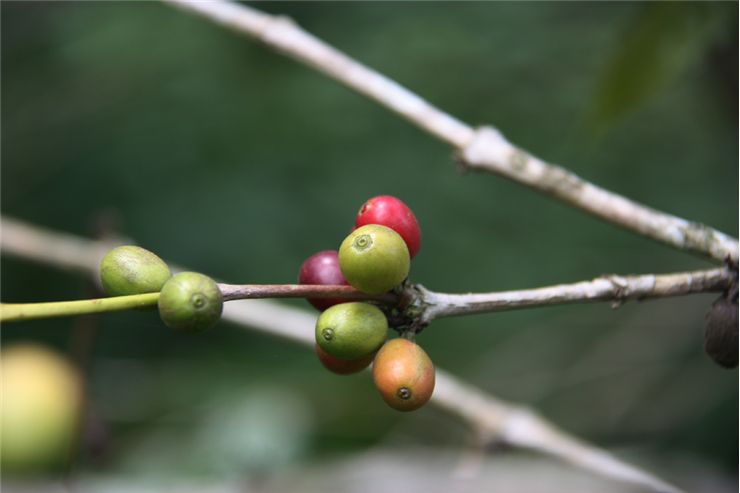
[418, 268, 733, 325]
[0, 216, 682, 493]
[161, 0, 738, 265]
[161, 0, 474, 149]
[1, 214, 727, 325]
[0, 216, 116, 273]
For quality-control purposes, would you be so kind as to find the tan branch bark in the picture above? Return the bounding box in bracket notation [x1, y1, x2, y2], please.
[162, 0, 738, 265]
[460, 128, 739, 266]
[418, 268, 733, 324]
[0, 216, 682, 493]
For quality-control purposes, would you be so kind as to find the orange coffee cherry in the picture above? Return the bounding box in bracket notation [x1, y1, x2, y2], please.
[372, 338, 435, 412]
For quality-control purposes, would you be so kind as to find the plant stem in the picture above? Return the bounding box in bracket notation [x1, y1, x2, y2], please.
[163, 0, 737, 265]
[1, 284, 399, 323]
[217, 283, 398, 303]
[1, 293, 161, 322]
[0, 218, 690, 493]
[418, 267, 733, 324]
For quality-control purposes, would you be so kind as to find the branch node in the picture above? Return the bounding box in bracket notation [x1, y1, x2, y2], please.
[258, 14, 297, 44]
[460, 126, 511, 171]
[605, 274, 630, 301]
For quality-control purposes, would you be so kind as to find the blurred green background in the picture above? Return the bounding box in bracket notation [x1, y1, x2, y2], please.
[2, 1, 737, 490]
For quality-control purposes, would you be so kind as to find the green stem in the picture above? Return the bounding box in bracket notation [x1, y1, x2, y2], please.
[0, 283, 400, 324]
[1, 293, 160, 323]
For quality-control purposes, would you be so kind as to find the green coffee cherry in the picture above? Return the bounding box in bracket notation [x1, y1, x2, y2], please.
[315, 302, 388, 360]
[338, 225, 410, 295]
[158, 272, 223, 331]
[100, 245, 171, 296]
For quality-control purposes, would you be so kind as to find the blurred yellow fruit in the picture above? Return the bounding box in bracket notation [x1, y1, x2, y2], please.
[1, 343, 83, 475]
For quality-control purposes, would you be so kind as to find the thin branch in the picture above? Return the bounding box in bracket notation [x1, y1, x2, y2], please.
[0, 284, 394, 322]
[161, 0, 474, 149]
[3, 267, 727, 325]
[418, 268, 734, 325]
[0, 216, 114, 273]
[218, 283, 398, 303]
[460, 128, 739, 266]
[162, 0, 738, 265]
[0, 216, 683, 493]
[0, 293, 160, 322]
[430, 373, 681, 493]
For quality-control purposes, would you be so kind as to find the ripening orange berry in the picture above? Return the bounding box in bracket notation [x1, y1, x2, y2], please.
[372, 338, 435, 412]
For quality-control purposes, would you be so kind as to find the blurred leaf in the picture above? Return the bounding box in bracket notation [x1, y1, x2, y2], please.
[588, 3, 728, 130]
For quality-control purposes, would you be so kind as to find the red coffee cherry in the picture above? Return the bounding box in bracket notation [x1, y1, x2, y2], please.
[355, 195, 421, 258]
[315, 344, 374, 375]
[298, 250, 349, 311]
[372, 338, 435, 412]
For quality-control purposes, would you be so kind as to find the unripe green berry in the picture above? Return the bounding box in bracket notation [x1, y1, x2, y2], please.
[338, 224, 410, 295]
[315, 302, 388, 360]
[158, 272, 223, 331]
[100, 245, 171, 296]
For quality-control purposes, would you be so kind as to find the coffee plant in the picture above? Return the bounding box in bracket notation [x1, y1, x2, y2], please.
[1, 2, 736, 491]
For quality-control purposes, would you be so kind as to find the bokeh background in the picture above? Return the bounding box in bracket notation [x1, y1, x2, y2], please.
[2, 2, 737, 492]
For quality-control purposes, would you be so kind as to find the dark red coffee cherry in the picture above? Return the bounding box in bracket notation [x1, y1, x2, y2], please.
[704, 288, 738, 368]
[298, 250, 349, 311]
[355, 195, 421, 258]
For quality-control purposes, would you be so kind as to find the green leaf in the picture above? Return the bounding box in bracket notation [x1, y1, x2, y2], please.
[588, 3, 730, 130]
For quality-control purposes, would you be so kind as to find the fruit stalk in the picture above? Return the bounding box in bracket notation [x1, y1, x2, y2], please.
[1, 284, 399, 323]
[1, 293, 160, 322]
[218, 283, 398, 303]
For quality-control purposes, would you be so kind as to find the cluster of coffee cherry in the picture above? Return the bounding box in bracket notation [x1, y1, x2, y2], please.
[99, 246, 224, 331]
[299, 195, 435, 412]
[97, 195, 434, 412]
